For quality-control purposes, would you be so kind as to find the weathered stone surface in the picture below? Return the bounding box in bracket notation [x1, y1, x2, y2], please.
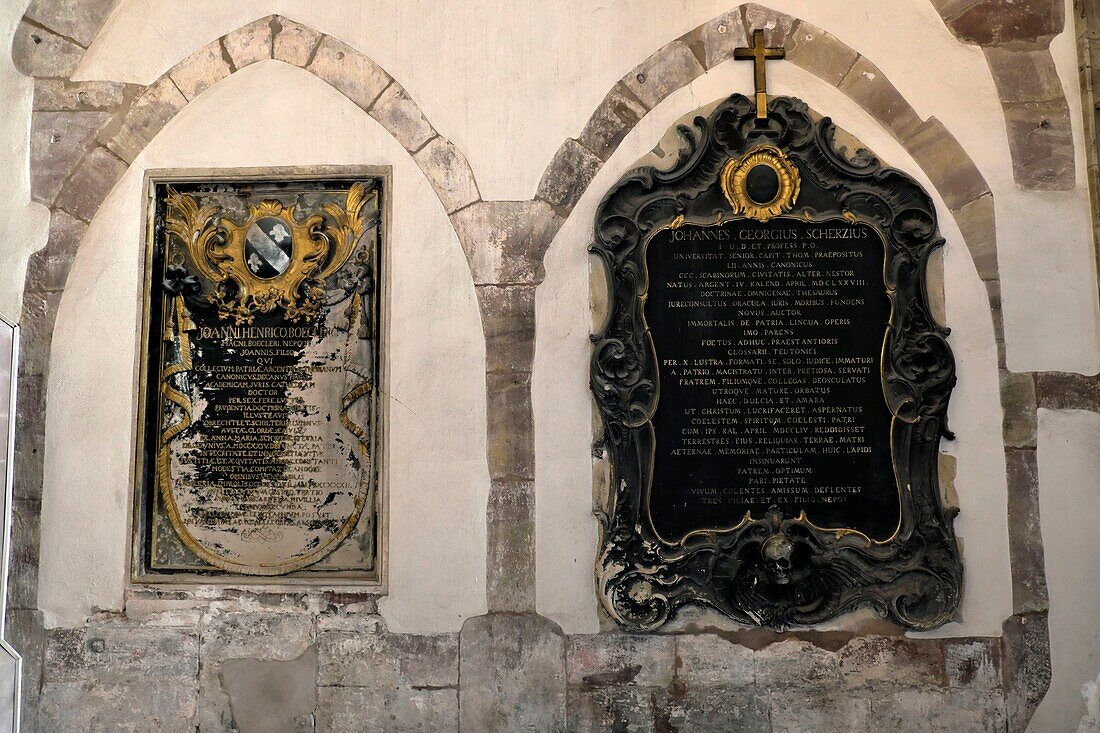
[459, 614, 566, 733]
[940, 452, 960, 512]
[169, 41, 233, 101]
[449, 200, 563, 285]
[46, 617, 200, 683]
[223, 16, 273, 69]
[476, 284, 535, 374]
[317, 686, 458, 732]
[945, 638, 1002, 689]
[273, 15, 322, 66]
[308, 36, 391, 111]
[46, 208, 87, 292]
[949, 0, 1064, 45]
[7, 498, 41, 611]
[903, 117, 990, 211]
[928, 0, 984, 21]
[670, 688, 771, 732]
[577, 83, 646, 161]
[25, 0, 115, 47]
[1034, 371, 1100, 410]
[870, 688, 1006, 731]
[413, 136, 480, 214]
[316, 615, 457, 688]
[486, 480, 535, 611]
[927, 247, 946, 326]
[1001, 371, 1037, 448]
[768, 691, 872, 731]
[836, 636, 946, 689]
[222, 646, 317, 733]
[1002, 612, 1051, 732]
[755, 639, 841, 687]
[622, 40, 704, 110]
[54, 146, 127, 222]
[34, 79, 128, 111]
[12, 20, 84, 77]
[786, 23, 859, 86]
[39, 679, 198, 732]
[103, 77, 187, 163]
[984, 47, 1065, 104]
[700, 9, 750, 68]
[567, 686, 655, 733]
[742, 4, 798, 47]
[486, 373, 534, 480]
[567, 633, 677, 687]
[30, 110, 112, 205]
[369, 82, 435, 152]
[676, 634, 754, 687]
[952, 193, 997, 281]
[986, 279, 1006, 365]
[839, 56, 923, 141]
[1006, 449, 1048, 613]
[12, 374, 44, 501]
[20, 272, 60, 376]
[198, 612, 313, 733]
[537, 138, 602, 211]
[1002, 99, 1075, 190]
[6, 610, 45, 725]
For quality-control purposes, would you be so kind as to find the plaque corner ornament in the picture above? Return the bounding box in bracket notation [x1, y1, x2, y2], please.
[590, 94, 962, 632]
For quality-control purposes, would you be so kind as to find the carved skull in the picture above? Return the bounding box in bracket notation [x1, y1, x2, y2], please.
[761, 534, 795, 585]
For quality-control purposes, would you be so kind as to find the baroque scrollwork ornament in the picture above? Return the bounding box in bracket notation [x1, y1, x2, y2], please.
[590, 95, 961, 631]
[165, 183, 373, 325]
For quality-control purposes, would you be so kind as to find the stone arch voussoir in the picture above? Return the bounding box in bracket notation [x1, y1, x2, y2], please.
[538, 3, 1001, 346]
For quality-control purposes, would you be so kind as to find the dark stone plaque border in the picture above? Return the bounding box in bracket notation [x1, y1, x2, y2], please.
[590, 95, 961, 630]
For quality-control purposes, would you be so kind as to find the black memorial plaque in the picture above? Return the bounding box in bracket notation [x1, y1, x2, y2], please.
[591, 95, 961, 631]
[645, 218, 896, 542]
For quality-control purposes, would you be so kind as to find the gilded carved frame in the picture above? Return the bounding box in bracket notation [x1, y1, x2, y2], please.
[590, 96, 962, 630]
[129, 166, 392, 589]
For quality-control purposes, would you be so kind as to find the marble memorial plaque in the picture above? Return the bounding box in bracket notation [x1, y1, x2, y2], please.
[133, 171, 386, 582]
[591, 96, 961, 630]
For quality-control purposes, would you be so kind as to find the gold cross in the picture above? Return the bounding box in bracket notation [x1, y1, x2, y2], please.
[734, 29, 785, 119]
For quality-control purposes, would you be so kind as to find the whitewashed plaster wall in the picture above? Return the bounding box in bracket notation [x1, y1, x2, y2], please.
[36, 62, 490, 632]
[0, 0, 1094, 717]
[1032, 408, 1100, 732]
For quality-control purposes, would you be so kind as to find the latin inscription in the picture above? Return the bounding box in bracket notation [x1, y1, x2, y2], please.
[140, 178, 381, 578]
[645, 218, 898, 541]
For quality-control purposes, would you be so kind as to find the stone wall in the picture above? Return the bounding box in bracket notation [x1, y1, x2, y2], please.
[1, 1, 1098, 731]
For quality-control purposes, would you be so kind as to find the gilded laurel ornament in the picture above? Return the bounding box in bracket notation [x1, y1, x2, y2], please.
[165, 183, 374, 324]
[720, 144, 801, 222]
